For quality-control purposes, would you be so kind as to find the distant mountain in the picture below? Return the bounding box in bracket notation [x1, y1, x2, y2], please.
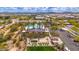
[0, 7, 79, 13]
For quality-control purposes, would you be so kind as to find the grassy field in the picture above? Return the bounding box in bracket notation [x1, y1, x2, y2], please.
[27, 46, 57, 51]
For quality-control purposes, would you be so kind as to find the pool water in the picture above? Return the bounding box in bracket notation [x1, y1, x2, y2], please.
[25, 23, 44, 30]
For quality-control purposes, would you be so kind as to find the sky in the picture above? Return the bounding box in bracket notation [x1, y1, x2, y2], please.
[0, 0, 79, 13]
[0, 7, 79, 13]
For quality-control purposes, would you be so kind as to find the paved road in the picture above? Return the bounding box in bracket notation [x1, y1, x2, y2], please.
[57, 30, 79, 51]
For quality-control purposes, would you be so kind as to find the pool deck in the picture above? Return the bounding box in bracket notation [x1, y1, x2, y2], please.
[26, 29, 45, 32]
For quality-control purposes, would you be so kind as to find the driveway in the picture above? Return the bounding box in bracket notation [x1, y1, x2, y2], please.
[57, 30, 79, 51]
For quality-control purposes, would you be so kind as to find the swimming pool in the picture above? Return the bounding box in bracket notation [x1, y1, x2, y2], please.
[25, 23, 44, 30]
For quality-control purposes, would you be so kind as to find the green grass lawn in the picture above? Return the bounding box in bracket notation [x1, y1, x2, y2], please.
[27, 46, 57, 51]
[71, 26, 79, 33]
